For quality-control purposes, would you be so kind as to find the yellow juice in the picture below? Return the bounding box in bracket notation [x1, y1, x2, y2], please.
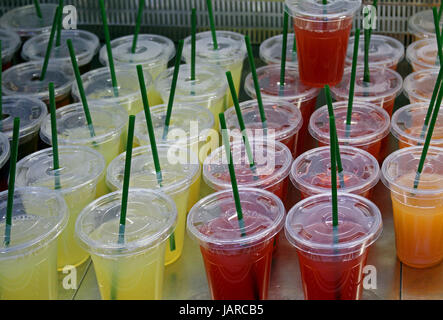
[225, 59, 244, 109]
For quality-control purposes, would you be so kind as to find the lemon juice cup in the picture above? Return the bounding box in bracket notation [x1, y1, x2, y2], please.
[0, 28, 21, 70]
[75, 188, 177, 300]
[403, 68, 439, 105]
[15, 146, 106, 270]
[0, 187, 68, 300]
[260, 33, 298, 67]
[406, 38, 440, 72]
[408, 9, 443, 41]
[106, 145, 200, 265]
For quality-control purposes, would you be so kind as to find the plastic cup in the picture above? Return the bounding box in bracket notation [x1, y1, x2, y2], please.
[71, 66, 155, 115]
[0, 187, 68, 300]
[187, 187, 285, 300]
[182, 30, 246, 108]
[403, 68, 439, 105]
[2, 61, 74, 108]
[291, 146, 379, 200]
[244, 64, 319, 156]
[39, 102, 128, 166]
[345, 34, 404, 71]
[224, 99, 303, 158]
[408, 9, 443, 41]
[331, 65, 403, 116]
[1, 96, 48, 160]
[259, 33, 298, 67]
[285, 192, 382, 300]
[406, 38, 440, 72]
[106, 145, 200, 266]
[0, 28, 21, 70]
[99, 34, 176, 80]
[0, 133, 10, 192]
[154, 63, 227, 129]
[15, 146, 106, 270]
[285, 0, 361, 87]
[75, 188, 177, 300]
[22, 29, 100, 74]
[309, 101, 390, 161]
[381, 146, 443, 268]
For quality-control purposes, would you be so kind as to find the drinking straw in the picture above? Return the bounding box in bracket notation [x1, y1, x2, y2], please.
[131, 0, 145, 54]
[433, 7, 443, 67]
[40, 6, 61, 81]
[34, 0, 43, 19]
[219, 113, 246, 237]
[191, 8, 197, 81]
[363, 28, 370, 83]
[99, 0, 119, 97]
[368, 0, 378, 40]
[162, 39, 184, 140]
[439, 3, 443, 21]
[346, 28, 361, 137]
[49, 82, 61, 190]
[291, 33, 297, 61]
[3, 117, 20, 247]
[280, 12, 289, 95]
[55, 0, 64, 47]
[205, 0, 218, 50]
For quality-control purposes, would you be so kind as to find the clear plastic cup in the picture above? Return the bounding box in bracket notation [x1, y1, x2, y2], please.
[72, 66, 154, 115]
[0, 28, 21, 70]
[182, 30, 246, 108]
[408, 9, 443, 41]
[244, 64, 319, 156]
[331, 65, 403, 116]
[15, 146, 106, 270]
[406, 38, 440, 72]
[285, 0, 361, 87]
[309, 101, 390, 161]
[2, 61, 74, 108]
[381, 146, 443, 268]
[99, 34, 176, 80]
[75, 188, 177, 300]
[0, 187, 68, 300]
[259, 33, 298, 67]
[187, 187, 285, 300]
[0, 4, 58, 39]
[106, 144, 200, 265]
[0, 133, 10, 192]
[1, 96, 48, 160]
[391, 102, 443, 150]
[291, 146, 380, 200]
[224, 99, 303, 157]
[345, 34, 404, 71]
[285, 192, 382, 300]
[403, 68, 439, 104]
[39, 102, 128, 165]
[22, 29, 100, 74]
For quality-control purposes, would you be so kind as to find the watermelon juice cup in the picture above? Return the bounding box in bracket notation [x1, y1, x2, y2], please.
[285, 0, 361, 87]
[244, 64, 319, 156]
[291, 146, 380, 200]
[0, 133, 10, 192]
[406, 39, 440, 72]
[408, 9, 443, 41]
[403, 68, 439, 105]
[285, 192, 383, 300]
[259, 33, 298, 67]
[0, 28, 21, 70]
[187, 188, 285, 300]
[309, 101, 390, 162]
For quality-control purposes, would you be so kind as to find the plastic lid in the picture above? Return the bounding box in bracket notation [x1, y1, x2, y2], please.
[75, 188, 177, 256]
[1, 96, 48, 143]
[244, 64, 319, 103]
[187, 188, 285, 248]
[285, 192, 382, 256]
[285, 0, 361, 19]
[291, 146, 380, 196]
[0, 4, 58, 38]
[224, 99, 303, 142]
[15, 146, 105, 195]
[0, 132, 10, 169]
[0, 187, 68, 258]
[2, 61, 74, 101]
[408, 9, 443, 39]
[22, 29, 99, 67]
[403, 68, 438, 103]
[345, 34, 404, 69]
[183, 31, 246, 67]
[309, 101, 390, 146]
[406, 38, 440, 70]
[0, 28, 21, 63]
[203, 140, 292, 191]
[259, 33, 298, 66]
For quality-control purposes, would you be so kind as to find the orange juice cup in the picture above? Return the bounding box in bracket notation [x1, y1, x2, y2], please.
[406, 38, 440, 72]
[408, 9, 442, 41]
[403, 68, 439, 104]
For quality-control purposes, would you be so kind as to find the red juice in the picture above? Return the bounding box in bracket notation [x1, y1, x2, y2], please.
[317, 140, 382, 162]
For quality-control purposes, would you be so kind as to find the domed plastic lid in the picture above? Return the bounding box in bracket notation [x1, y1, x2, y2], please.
[75, 188, 177, 256]
[0, 187, 68, 258]
[0, 28, 21, 63]
[406, 39, 440, 70]
[2, 61, 74, 101]
[309, 101, 390, 146]
[285, 0, 361, 20]
[345, 34, 404, 69]
[22, 30, 99, 67]
[244, 64, 319, 102]
[285, 192, 382, 256]
[15, 146, 105, 194]
[403, 68, 438, 103]
[0, 4, 58, 38]
[291, 146, 379, 196]
[408, 9, 443, 39]
[259, 33, 298, 66]
[183, 31, 246, 67]
[0, 132, 10, 169]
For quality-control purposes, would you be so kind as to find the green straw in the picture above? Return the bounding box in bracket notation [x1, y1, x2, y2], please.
[363, 27, 370, 83]
[40, 6, 61, 81]
[433, 7, 443, 67]
[205, 0, 218, 50]
[3, 117, 20, 247]
[191, 8, 197, 81]
[291, 33, 297, 61]
[439, 3, 443, 21]
[48, 82, 61, 190]
[55, 0, 64, 47]
[368, 0, 378, 41]
[420, 66, 443, 141]
[325, 102, 338, 226]
[346, 28, 361, 136]
[34, 0, 43, 19]
[131, 0, 145, 54]
[280, 12, 289, 95]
